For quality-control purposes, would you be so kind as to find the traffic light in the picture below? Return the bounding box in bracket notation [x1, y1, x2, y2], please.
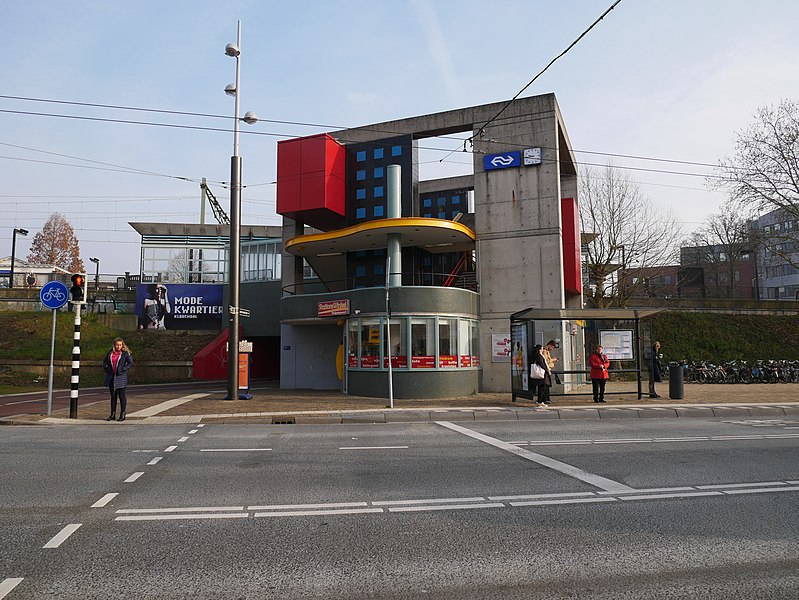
[70, 273, 86, 303]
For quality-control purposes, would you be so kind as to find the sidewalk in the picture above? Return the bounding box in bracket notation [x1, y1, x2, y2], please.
[3, 381, 798, 425]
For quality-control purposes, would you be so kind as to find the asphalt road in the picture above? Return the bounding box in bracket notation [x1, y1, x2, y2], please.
[2, 417, 798, 599]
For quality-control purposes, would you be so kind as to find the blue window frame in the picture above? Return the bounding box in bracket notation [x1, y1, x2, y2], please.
[355, 207, 366, 219]
[452, 195, 461, 204]
[374, 186, 384, 198]
[355, 265, 366, 277]
[374, 167, 384, 178]
[373, 264, 384, 275]
[452, 211, 460, 219]
[356, 169, 366, 181]
[356, 150, 366, 162]
[373, 205, 384, 217]
[374, 148, 384, 160]
[423, 198, 432, 208]
[438, 197, 446, 206]
[374, 248, 385, 256]
[356, 188, 366, 200]
[355, 250, 366, 257]
[438, 211, 446, 219]
[423, 213, 432, 218]
[391, 145, 402, 156]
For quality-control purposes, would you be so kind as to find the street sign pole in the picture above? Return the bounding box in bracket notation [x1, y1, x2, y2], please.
[47, 308, 57, 416]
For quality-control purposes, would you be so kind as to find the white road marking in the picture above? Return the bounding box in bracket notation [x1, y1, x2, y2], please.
[6, 399, 43, 405]
[91, 493, 118, 508]
[437, 421, 634, 493]
[196, 424, 205, 428]
[515, 433, 799, 447]
[124, 472, 144, 483]
[200, 448, 272, 452]
[117, 506, 244, 513]
[598, 487, 696, 495]
[249, 501, 369, 510]
[43, 524, 81, 548]
[510, 497, 617, 507]
[188, 430, 198, 434]
[146, 456, 163, 465]
[619, 491, 724, 501]
[697, 481, 787, 489]
[339, 446, 409, 450]
[127, 392, 211, 418]
[255, 508, 384, 517]
[388, 503, 504, 513]
[489, 492, 596, 501]
[177, 436, 189, 442]
[117, 513, 249, 521]
[0, 578, 24, 599]
[372, 497, 486, 506]
[722, 486, 799, 495]
[164, 445, 177, 452]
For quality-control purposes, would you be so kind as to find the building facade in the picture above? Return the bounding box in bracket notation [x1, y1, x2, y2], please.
[277, 95, 582, 397]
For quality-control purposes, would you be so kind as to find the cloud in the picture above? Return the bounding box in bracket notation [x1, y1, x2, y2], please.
[411, 0, 464, 105]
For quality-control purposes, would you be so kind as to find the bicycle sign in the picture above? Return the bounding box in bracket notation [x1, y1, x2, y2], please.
[40, 281, 69, 310]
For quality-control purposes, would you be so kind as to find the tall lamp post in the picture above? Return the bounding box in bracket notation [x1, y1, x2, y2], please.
[9, 228, 29, 288]
[89, 257, 100, 293]
[224, 21, 258, 401]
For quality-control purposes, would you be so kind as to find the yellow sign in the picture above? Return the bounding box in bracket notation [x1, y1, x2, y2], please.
[368, 327, 380, 344]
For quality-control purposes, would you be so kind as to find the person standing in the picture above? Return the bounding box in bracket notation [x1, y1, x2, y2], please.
[648, 341, 663, 398]
[531, 344, 552, 407]
[103, 337, 134, 422]
[589, 344, 610, 403]
[542, 339, 561, 385]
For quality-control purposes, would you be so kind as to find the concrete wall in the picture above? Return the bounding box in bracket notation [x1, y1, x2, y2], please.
[347, 369, 480, 399]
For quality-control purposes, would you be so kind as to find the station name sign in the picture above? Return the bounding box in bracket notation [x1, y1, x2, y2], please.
[318, 299, 350, 317]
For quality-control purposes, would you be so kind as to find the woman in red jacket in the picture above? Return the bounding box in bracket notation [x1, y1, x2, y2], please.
[589, 344, 610, 403]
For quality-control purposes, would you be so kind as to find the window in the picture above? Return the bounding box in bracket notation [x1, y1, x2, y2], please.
[374, 148, 384, 160]
[383, 318, 407, 368]
[391, 145, 402, 156]
[438, 197, 446, 206]
[355, 265, 366, 277]
[356, 150, 366, 162]
[452, 195, 461, 204]
[356, 169, 366, 181]
[356, 207, 366, 219]
[374, 167, 384, 178]
[438, 318, 458, 368]
[360, 320, 381, 368]
[356, 189, 366, 200]
[411, 318, 435, 368]
[373, 263, 384, 275]
[347, 321, 359, 367]
[373, 205, 384, 217]
[423, 198, 432, 208]
[438, 212, 446, 219]
[374, 186, 384, 198]
[423, 213, 432, 218]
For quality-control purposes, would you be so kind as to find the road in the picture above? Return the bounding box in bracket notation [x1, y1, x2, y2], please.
[1, 417, 798, 599]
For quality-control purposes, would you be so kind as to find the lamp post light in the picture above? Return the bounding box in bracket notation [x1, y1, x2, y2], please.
[9, 228, 29, 289]
[89, 257, 100, 292]
[224, 20, 258, 401]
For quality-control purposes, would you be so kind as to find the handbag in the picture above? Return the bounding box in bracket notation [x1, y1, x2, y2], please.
[530, 363, 546, 379]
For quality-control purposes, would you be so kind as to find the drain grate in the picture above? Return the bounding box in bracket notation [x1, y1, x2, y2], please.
[271, 416, 296, 425]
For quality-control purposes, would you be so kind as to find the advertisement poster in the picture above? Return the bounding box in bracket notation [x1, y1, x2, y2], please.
[510, 323, 528, 391]
[491, 334, 512, 362]
[136, 283, 224, 331]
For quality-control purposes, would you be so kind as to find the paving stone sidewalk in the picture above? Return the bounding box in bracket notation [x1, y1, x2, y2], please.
[3, 381, 798, 425]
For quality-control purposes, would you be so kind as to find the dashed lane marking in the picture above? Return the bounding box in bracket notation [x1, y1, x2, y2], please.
[124, 472, 144, 483]
[91, 493, 118, 508]
[0, 578, 24, 599]
[146, 456, 163, 465]
[43, 524, 81, 548]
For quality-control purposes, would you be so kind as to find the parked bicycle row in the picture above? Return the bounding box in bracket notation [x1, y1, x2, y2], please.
[667, 359, 799, 384]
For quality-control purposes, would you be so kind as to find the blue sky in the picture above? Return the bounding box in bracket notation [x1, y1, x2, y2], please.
[2, 0, 799, 275]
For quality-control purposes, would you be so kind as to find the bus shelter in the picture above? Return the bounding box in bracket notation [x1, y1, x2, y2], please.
[509, 307, 661, 402]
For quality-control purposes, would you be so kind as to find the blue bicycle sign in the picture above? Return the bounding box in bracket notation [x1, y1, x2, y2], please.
[40, 281, 69, 309]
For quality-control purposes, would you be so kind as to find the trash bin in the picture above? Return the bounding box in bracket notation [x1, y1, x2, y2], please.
[669, 361, 684, 399]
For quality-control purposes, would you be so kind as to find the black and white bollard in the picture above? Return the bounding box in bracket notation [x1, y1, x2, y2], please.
[69, 304, 81, 419]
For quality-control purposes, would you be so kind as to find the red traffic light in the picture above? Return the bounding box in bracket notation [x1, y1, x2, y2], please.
[70, 273, 85, 302]
[71, 273, 84, 286]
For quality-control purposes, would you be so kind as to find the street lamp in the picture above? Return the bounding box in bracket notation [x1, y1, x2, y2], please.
[89, 257, 100, 292]
[9, 228, 28, 289]
[224, 20, 258, 401]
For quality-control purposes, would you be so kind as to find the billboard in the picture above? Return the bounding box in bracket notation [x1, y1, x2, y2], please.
[136, 283, 224, 331]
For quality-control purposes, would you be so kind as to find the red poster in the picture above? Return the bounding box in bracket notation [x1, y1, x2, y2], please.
[383, 356, 408, 368]
[360, 355, 379, 369]
[411, 355, 435, 368]
[472, 355, 480, 367]
[460, 355, 472, 367]
[439, 355, 458, 368]
[348, 355, 358, 367]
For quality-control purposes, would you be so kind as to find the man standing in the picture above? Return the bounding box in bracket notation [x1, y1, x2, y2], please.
[542, 340, 560, 385]
[648, 341, 663, 398]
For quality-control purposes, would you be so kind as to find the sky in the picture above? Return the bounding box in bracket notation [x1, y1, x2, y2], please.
[2, 0, 799, 276]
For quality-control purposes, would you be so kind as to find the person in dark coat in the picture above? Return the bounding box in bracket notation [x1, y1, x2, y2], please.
[589, 344, 610, 403]
[531, 344, 552, 407]
[103, 337, 134, 422]
[648, 341, 663, 398]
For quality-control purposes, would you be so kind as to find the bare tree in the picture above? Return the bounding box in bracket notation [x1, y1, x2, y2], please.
[716, 99, 799, 267]
[684, 202, 752, 298]
[26, 213, 84, 272]
[580, 164, 682, 307]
